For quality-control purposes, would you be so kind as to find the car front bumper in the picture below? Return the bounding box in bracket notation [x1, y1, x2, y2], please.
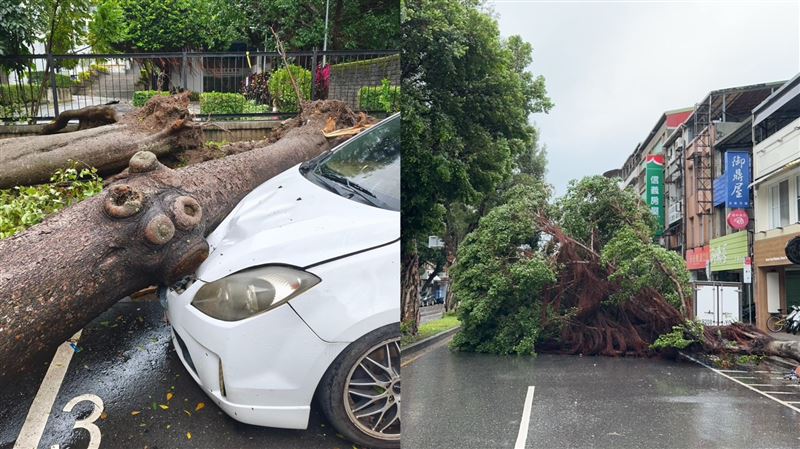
[166, 280, 348, 430]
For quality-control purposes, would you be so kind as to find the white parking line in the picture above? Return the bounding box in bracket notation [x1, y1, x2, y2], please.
[514, 386, 535, 449]
[682, 353, 800, 414]
[14, 331, 81, 449]
[756, 391, 800, 395]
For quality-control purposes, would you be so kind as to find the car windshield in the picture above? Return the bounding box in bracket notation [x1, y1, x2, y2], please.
[303, 114, 400, 211]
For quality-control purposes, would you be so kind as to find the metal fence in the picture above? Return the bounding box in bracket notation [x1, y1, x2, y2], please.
[0, 50, 400, 122]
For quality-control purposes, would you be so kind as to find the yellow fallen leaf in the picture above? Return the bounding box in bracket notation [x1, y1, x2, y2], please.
[186, 432, 192, 440]
[100, 411, 108, 420]
[159, 404, 169, 410]
[131, 411, 140, 416]
[166, 392, 174, 401]
[195, 402, 205, 412]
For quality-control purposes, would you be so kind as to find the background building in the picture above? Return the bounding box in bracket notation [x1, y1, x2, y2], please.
[751, 74, 800, 330]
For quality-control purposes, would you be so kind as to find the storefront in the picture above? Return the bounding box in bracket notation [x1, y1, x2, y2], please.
[709, 231, 748, 281]
[753, 231, 800, 330]
[685, 245, 710, 280]
[709, 231, 753, 323]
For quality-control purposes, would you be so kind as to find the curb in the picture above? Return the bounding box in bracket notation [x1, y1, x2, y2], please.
[401, 326, 461, 357]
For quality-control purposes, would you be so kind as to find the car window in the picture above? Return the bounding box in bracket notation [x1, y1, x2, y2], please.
[304, 114, 400, 211]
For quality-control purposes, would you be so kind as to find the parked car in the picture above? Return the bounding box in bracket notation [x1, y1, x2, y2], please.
[162, 113, 401, 448]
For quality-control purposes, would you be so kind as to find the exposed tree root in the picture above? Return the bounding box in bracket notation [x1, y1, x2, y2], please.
[537, 217, 800, 364]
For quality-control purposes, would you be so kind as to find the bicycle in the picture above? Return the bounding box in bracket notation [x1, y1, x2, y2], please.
[766, 309, 788, 332]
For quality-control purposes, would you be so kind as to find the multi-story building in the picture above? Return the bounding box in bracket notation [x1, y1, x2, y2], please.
[619, 107, 693, 197]
[751, 74, 800, 330]
[681, 82, 782, 282]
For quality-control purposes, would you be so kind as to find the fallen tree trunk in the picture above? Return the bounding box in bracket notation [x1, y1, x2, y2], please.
[0, 95, 202, 188]
[0, 100, 359, 378]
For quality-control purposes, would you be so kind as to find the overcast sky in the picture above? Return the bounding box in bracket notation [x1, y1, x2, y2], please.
[489, 0, 800, 195]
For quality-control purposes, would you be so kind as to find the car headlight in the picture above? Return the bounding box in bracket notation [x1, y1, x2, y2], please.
[191, 266, 320, 321]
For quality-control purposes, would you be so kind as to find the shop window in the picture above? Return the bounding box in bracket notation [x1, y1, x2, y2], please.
[770, 180, 790, 228]
[796, 175, 800, 223]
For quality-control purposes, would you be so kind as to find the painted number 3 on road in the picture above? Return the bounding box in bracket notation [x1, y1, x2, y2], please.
[50, 394, 104, 449]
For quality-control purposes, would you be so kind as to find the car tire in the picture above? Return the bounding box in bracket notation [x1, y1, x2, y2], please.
[317, 323, 401, 449]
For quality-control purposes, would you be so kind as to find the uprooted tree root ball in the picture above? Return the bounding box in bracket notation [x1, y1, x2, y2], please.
[0, 99, 366, 379]
[450, 176, 800, 363]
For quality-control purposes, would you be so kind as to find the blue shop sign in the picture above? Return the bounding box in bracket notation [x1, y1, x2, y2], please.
[725, 151, 750, 208]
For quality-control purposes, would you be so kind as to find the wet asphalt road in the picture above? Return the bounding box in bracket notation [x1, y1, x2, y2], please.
[0, 299, 364, 449]
[403, 338, 800, 449]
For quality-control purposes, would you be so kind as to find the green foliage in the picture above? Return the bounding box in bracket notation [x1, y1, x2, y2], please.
[88, 0, 128, 53]
[205, 140, 229, 152]
[234, 0, 399, 51]
[96, 0, 245, 52]
[651, 321, 705, 350]
[0, 2, 38, 71]
[450, 184, 556, 355]
[132, 90, 169, 107]
[48, 0, 93, 59]
[736, 354, 765, 366]
[242, 100, 269, 114]
[601, 227, 691, 308]
[358, 80, 400, 113]
[449, 175, 695, 354]
[401, 0, 553, 259]
[401, 314, 460, 347]
[555, 176, 657, 248]
[28, 72, 75, 88]
[268, 65, 311, 112]
[200, 92, 246, 114]
[0, 162, 103, 239]
[0, 84, 41, 106]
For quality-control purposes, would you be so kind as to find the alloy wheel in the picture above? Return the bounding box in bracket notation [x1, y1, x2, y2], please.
[343, 337, 401, 441]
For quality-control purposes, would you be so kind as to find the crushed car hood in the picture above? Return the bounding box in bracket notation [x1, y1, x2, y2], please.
[196, 164, 399, 282]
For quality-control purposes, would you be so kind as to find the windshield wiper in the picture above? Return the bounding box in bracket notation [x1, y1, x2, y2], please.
[318, 167, 377, 198]
[315, 168, 390, 209]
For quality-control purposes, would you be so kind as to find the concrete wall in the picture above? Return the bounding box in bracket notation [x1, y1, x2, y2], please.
[328, 55, 400, 110]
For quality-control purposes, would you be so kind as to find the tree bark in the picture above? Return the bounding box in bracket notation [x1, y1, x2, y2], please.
[0, 100, 359, 379]
[0, 96, 201, 188]
[401, 241, 420, 334]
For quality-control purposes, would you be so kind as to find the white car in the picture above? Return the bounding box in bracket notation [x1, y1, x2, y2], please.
[163, 113, 401, 448]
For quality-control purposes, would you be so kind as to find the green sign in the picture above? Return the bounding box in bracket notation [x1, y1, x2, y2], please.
[645, 155, 665, 236]
[710, 231, 748, 272]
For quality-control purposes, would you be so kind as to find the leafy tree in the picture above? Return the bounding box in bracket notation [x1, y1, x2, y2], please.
[89, 0, 245, 52]
[0, 2, 40, 60]
[87, 0, 127, 53]
[451, 176, 692, 356]
[235, 0, 399, 51]
[401, 0, 552, 332]
[450, 184, 555, 355]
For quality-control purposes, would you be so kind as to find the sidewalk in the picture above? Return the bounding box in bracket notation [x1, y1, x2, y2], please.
[770, 331, 800, 342]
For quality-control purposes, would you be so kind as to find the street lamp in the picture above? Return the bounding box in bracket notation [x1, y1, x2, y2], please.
[322, 0, 330, 66]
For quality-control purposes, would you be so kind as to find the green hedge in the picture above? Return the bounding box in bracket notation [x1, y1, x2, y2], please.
[200, 92, 246, 114]
[133, 90, 170, 107]
[358, 82, 400, 113]
[268, 65, 311, 112]
[28, 72, 74, 88]
[0, 84, 42, 106]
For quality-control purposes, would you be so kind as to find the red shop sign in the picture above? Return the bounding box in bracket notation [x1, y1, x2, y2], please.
[727, 209, 749, 230]
[685, 246, 710, 270]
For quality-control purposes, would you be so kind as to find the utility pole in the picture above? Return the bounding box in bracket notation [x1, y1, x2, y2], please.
[322, 0, 330, 66]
